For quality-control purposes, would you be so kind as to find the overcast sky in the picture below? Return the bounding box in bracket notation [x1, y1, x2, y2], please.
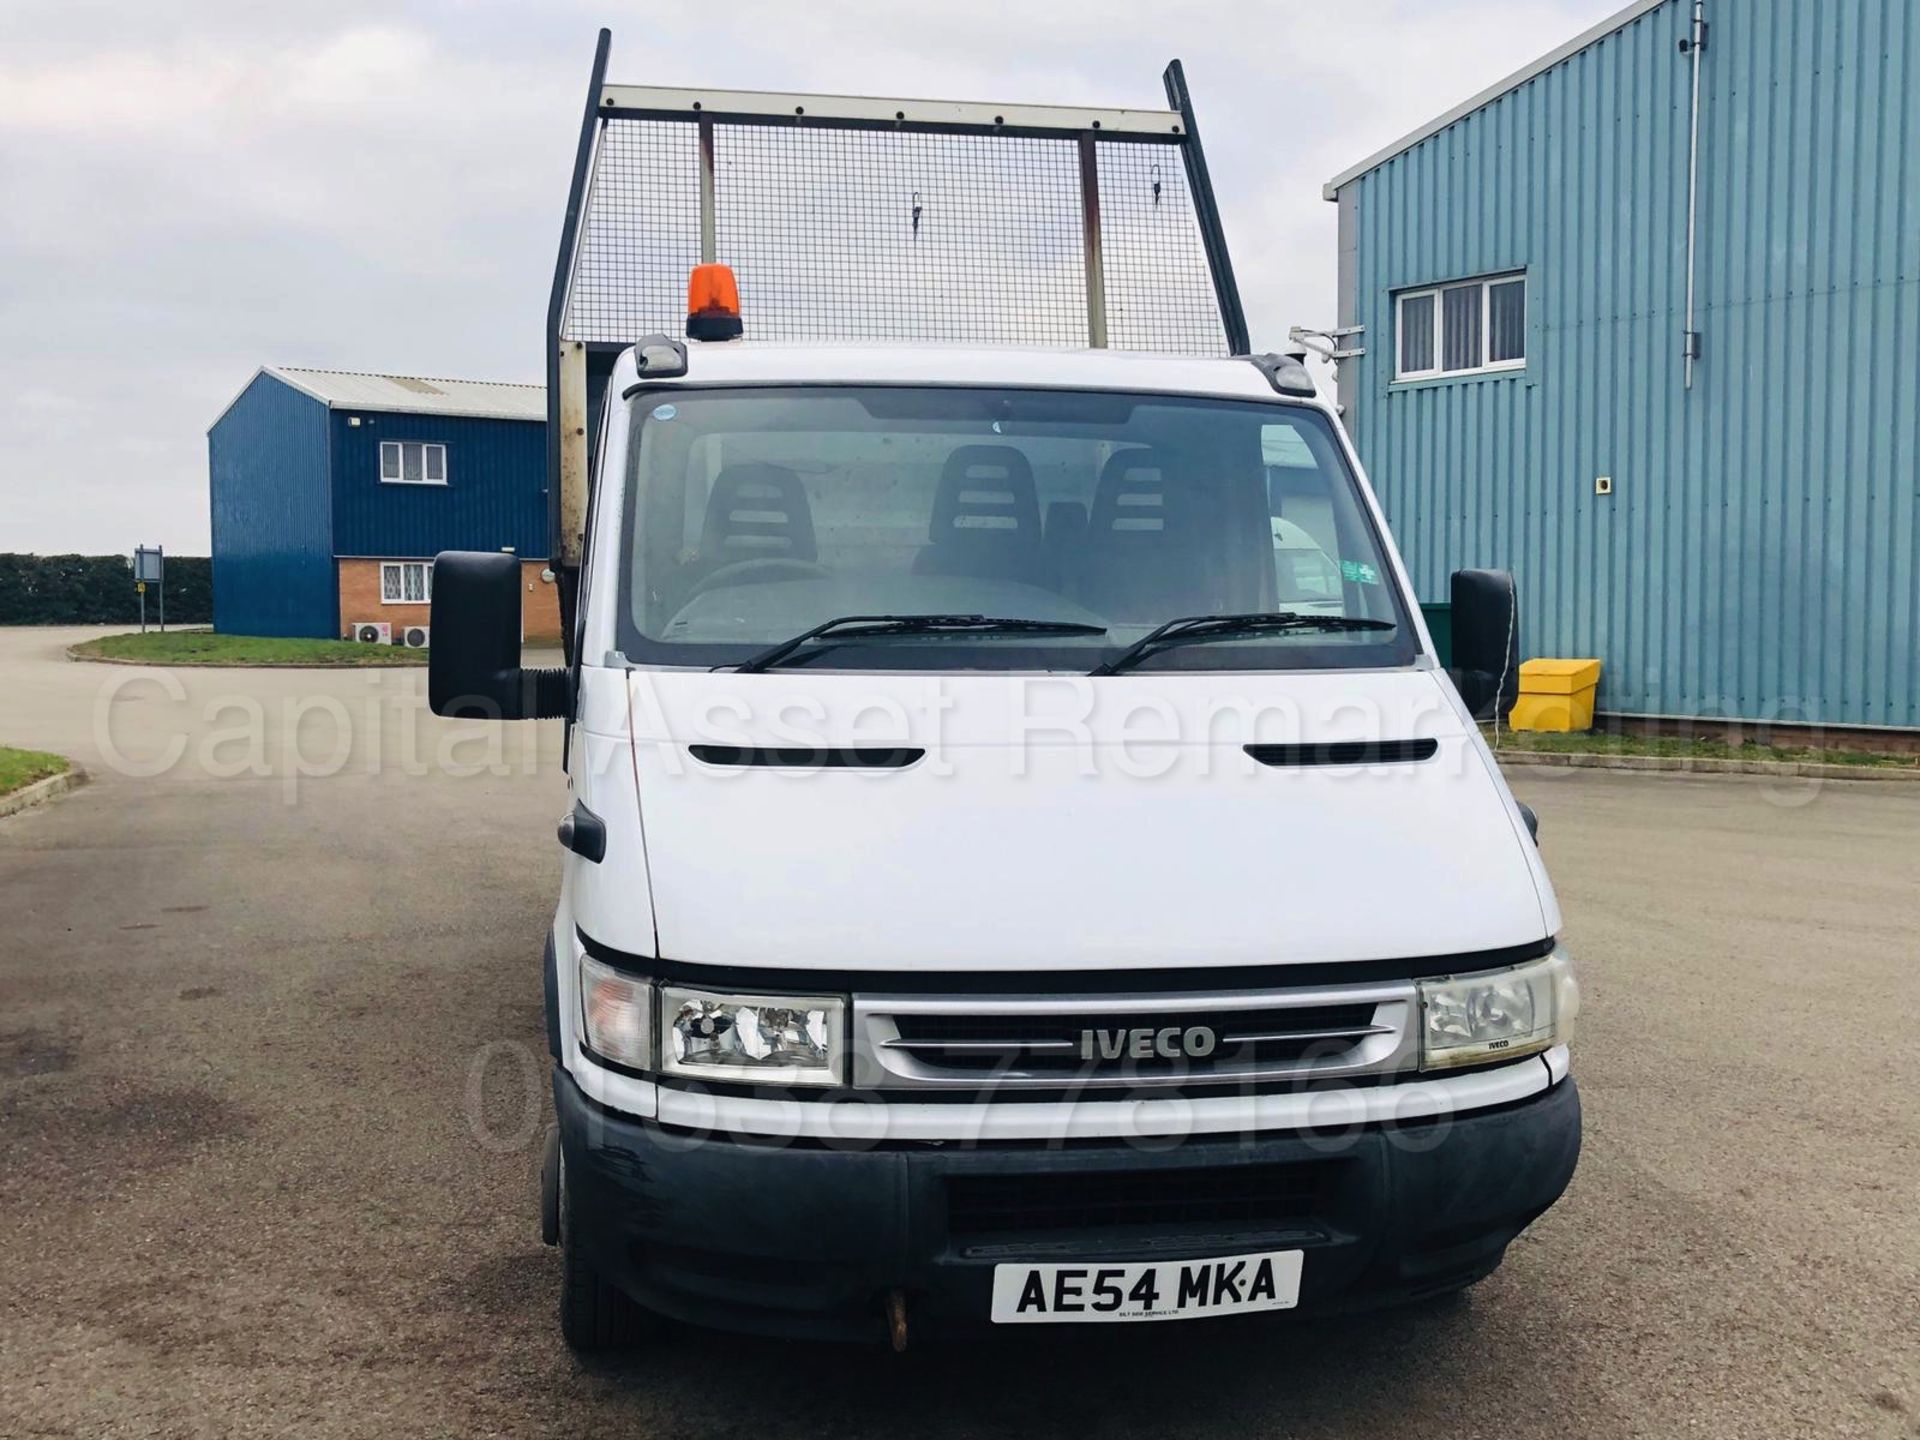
[0, 0, 1623, 555]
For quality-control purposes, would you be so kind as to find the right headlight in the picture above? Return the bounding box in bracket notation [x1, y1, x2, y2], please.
[660, 986, 846, 1088]
[1418, 947, 1577, 1071]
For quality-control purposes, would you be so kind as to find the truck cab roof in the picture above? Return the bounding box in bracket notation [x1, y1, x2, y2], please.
[613, 341, 1319, 408]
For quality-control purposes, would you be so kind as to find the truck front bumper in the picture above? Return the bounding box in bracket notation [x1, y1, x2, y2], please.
[554, 1065, 1580, 1343]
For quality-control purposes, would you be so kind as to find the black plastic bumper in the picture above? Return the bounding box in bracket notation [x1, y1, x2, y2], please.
[554, 1065, 1580, 1343]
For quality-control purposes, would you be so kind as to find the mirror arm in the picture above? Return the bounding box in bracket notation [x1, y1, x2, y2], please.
[528, 667, 572, 720]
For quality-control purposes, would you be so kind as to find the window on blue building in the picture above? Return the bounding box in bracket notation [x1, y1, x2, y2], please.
[379, 441, 448, 485]
[1441, 283, 1482, 370]
[380, 561, 433, 604]
[1397, 293, 1435, 374]
[1395, 273, 1525, 380]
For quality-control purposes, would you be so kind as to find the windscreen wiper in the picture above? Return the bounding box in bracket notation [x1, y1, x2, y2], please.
[728, 614, 1108, 674]
[1089, 612, 1397, 677]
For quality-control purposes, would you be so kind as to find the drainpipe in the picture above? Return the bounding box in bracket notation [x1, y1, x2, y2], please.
[1680, 0, 1707, 389]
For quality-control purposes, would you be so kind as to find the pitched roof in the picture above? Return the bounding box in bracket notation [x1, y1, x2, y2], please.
[1323, 0, 1672, 200]
[262, 367, 545, 421]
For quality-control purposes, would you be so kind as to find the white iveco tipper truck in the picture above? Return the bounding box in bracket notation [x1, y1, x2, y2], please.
[428, 34, 1579, 1349]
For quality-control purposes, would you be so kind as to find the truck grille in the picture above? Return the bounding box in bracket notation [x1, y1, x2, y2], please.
[946, 1161, 1335, 1239]
[852, 983, 1416, 1091]
[887, 1004, 1383, 1073]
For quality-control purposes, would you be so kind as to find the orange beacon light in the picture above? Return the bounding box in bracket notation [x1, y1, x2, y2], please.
[686, 264, 743, 341]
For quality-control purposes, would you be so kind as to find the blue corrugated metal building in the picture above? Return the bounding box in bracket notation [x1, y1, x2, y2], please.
[1325, 0, 1918, 730]
[208, 368, 554, 640]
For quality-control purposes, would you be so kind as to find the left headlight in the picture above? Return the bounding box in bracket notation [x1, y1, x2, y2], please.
[660, 986, 846, 1088]
[1418, 948, 1577, 1071]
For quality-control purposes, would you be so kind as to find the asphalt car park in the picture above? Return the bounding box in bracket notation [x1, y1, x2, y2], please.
[1, 625, 1915, 1438]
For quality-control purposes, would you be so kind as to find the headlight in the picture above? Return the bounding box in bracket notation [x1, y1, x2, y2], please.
[1418, 948, 1577, 1071]
[579, 954, 652, 1069]
[660, 986, 845, 1087]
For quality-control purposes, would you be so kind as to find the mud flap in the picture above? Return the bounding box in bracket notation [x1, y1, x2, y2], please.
[540, 1122, 561, 1246]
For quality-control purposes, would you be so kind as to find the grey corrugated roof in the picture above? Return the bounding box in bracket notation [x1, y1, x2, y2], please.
[263, 367, 545, 421]
[1323, 0, 1673, 199]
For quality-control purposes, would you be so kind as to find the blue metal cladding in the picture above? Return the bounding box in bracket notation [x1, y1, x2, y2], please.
[208, 374, 336, 637]
[1338, 0, 1920, 728]
[329, 412, 548, 561]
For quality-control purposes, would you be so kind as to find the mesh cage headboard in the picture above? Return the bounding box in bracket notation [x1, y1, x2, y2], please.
[542, 31, 1249, 650]
[554, 50, 1247, 354]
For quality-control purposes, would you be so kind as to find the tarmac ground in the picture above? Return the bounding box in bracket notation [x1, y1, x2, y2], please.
[2, 625, 1916, 1438]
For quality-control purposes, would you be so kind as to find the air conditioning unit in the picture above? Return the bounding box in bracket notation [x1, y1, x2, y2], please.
[401, 625, 430, 649]
[351, 622, 392, 645]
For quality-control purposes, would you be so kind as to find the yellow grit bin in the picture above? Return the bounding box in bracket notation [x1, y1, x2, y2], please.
[1509, 659, 1603, 733]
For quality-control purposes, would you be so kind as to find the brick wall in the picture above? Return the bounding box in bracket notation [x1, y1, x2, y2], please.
[518, 560, 563, 643]
[337, 558, 562, 645]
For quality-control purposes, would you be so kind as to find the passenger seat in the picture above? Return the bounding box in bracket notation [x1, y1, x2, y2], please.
[913, 445, 1044, 586]
[1079, 448, 1210, 621]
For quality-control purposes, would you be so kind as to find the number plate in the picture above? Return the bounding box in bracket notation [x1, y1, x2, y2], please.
[989, 1249, 1302, 1324]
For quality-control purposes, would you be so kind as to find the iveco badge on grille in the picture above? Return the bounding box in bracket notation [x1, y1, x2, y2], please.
[1079, 1025, 1220, 1061]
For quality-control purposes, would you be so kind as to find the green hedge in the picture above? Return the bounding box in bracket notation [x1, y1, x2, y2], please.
[0, 554, 213, 626]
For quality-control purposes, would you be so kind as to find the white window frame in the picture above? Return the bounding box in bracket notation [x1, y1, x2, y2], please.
[378, 441, 449, 486]
[1394, 272, 1526, 381]
[379, 561, 433, 606]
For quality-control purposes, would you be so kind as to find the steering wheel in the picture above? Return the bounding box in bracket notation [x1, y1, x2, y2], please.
[684, 557, 833, 600]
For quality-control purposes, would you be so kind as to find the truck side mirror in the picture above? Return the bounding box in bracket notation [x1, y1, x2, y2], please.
[427, 551, 570, 720]
[1447, 568, 1521, 721]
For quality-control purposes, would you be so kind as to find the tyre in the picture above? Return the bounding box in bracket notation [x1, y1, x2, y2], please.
[556, 1149, 653, 1350]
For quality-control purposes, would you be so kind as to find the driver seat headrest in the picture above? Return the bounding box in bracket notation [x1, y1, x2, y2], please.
[700, 463, 816, 564]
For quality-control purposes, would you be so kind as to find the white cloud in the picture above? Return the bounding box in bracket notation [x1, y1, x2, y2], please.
[0, 0, 1623, 554]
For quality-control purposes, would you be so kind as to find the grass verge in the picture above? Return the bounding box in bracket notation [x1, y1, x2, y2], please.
[1484, 725, 1915, 769]
[71, 630, 426, 667]
[0, 747, 71, 797]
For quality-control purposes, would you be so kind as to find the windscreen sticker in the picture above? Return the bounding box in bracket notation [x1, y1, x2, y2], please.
[1340, 559, 1380, 585]
[652, 403, 678, 420]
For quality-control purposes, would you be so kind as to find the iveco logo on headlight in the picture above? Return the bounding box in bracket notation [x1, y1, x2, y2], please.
[1079, 1025, 1219, 1061]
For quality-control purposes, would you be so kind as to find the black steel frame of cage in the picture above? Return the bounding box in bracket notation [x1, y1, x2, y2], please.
[543, 29, 1250, 655]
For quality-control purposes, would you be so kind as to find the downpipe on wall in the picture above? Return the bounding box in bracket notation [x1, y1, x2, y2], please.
[1681, 0, 1707, 390]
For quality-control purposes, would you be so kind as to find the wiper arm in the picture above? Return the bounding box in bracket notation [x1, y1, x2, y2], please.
[1089, 612, 1397, 677]
[729, 614, 1107, 674]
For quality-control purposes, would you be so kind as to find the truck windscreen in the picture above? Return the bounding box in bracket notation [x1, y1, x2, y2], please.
[617, 387, 1417, 673]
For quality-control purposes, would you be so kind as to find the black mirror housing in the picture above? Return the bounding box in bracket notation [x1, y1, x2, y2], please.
[1447, 568, 1521, 721]
[427, 551, 570, 720]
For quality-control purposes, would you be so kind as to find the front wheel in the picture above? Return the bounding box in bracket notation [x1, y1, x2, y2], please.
[556, 1149, 656, 1350]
